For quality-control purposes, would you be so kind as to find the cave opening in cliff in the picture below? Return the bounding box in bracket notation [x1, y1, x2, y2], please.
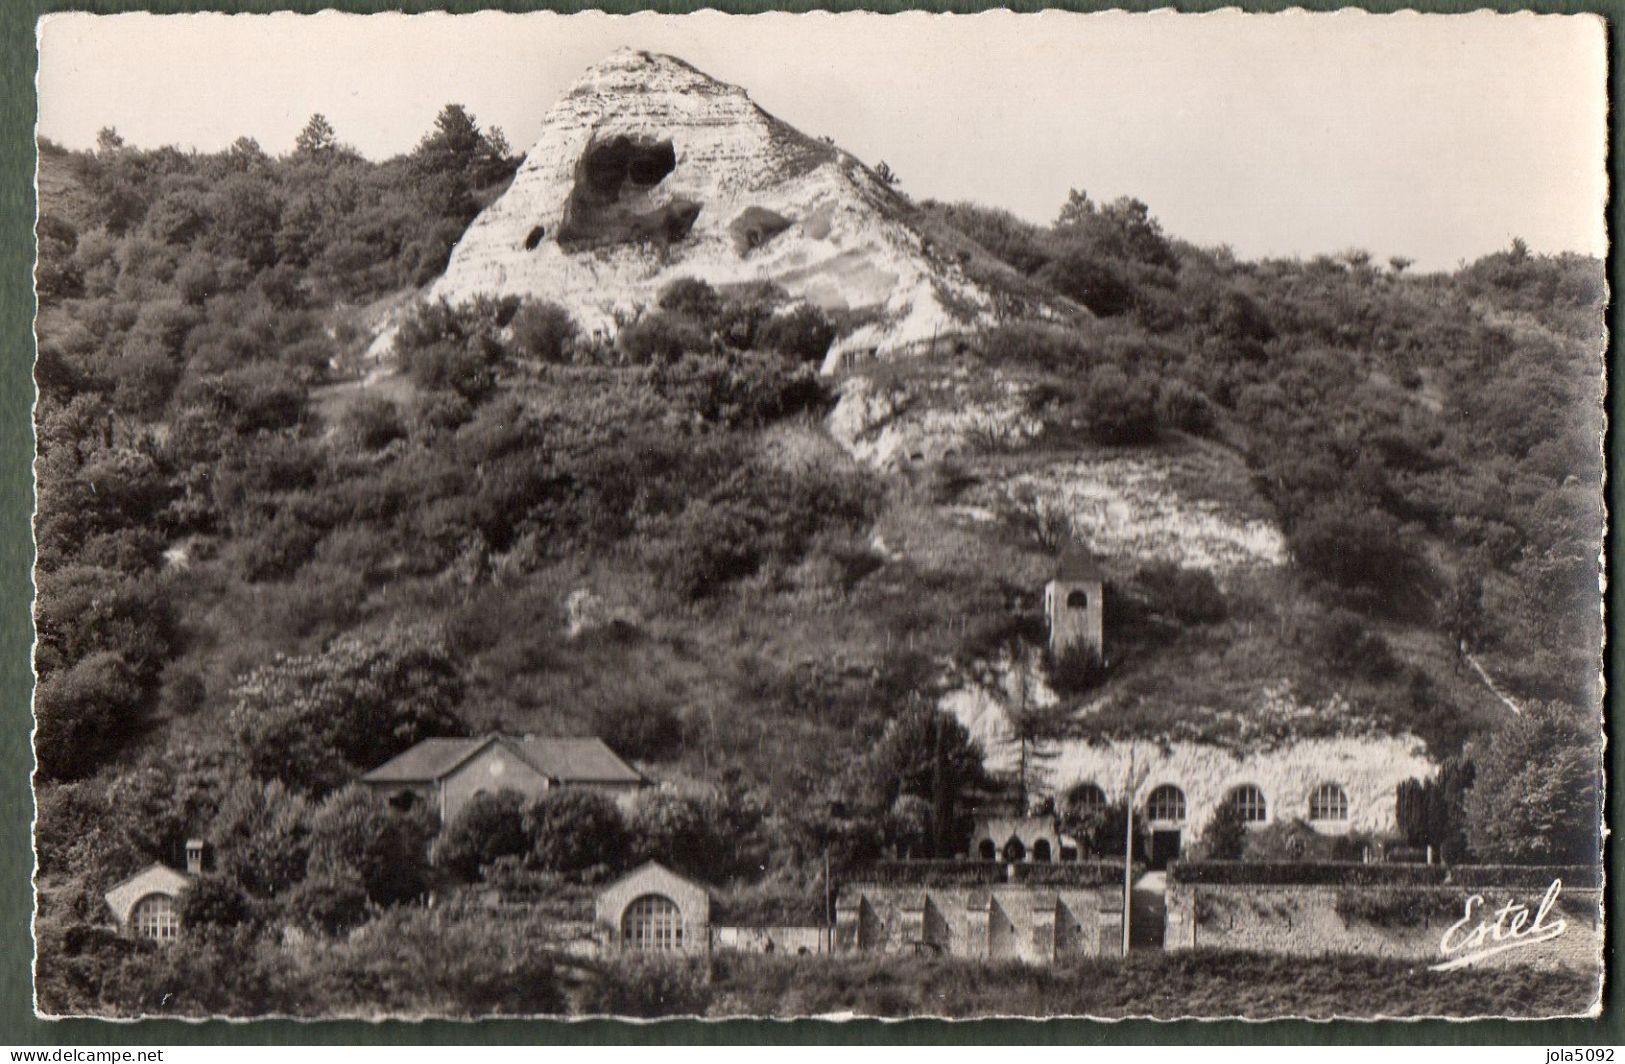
[558, 135, 697, 250]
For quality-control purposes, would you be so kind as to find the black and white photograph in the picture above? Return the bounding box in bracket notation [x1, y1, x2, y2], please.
[29, 10, 1607, 1021]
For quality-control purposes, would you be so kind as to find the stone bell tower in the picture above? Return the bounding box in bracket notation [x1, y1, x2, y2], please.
[1043, 544, 1104, 660]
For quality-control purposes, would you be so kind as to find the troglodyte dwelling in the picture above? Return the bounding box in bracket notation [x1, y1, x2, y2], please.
[360, 733, 647, 822]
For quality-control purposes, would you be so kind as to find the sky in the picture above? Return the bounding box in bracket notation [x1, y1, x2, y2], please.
[36, 10, 1607, 272]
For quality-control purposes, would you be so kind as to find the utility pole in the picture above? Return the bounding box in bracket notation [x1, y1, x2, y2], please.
[824, 846, 833, 955]
[1121, 742, 1148, 958]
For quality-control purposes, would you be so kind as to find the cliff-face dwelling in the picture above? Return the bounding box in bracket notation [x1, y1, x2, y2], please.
[430, 49, 999, 365]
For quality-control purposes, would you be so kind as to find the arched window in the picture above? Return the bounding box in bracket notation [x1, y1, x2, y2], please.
[1226, 784, 1268, 823]
[1066, 590, 1090, 609]
[132, 893, 179, 942]
[1032, 839, 1052, 863]
[1309, 783, 1349, 822]
[1067, 782, 1108, 813]
[1145, 785, 1186, 823]
[622, 894, 684, 952]
[1002, 838, 1026, 863]
[977, 839, 997, 861]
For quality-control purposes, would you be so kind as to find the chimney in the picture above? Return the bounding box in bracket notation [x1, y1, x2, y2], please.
[184, 838, 205, 876]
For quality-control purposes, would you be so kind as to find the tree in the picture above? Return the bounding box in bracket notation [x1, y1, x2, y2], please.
[884, 795, 933, 858]
[626, 791, 718, 876]
[1054, 188, 1095, 229]
[1465, 701, 1601, 865]
[1388, 256, 1414, 275]
[509, 300, 579, 364]
[227, 628, 468, 794]
[525, 788, 628, 876]
[873, 161, 900, 187]
[32, 652, 144, 781]
[286, 870, 370, 936]
[207, 778, 313, 898]
[432, 790, 529, 880]
[294, 114, 338, 158]
[866, 703, 987, 857]
[307, 786, 435, 905]
[1197, 800, 1247, 860]
[178, 875, 256, 932]
[1395, 758, 1474, 862]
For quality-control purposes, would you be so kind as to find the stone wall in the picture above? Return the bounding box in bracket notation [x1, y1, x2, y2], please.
[835, 883, 1122, 964]
[713, 925, 830, 954]
[1164, 881, 1602, 971]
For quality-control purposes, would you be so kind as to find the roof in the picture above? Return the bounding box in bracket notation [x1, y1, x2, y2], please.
[602, 859, 711, 896]
[104, 863, 191, 926]
[360, 734, 644, 786]
[1054, 544, 1103, 581]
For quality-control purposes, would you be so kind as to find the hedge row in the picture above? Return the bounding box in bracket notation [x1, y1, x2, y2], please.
[1171, 861, 1602, 889]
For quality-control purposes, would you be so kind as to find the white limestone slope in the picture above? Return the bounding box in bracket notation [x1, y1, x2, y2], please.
[430, 49, 994, 363]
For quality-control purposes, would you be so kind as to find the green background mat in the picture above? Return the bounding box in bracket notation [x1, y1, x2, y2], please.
[1, 0, 1617, 1043]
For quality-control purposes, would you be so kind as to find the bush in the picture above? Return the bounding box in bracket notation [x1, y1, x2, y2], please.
[589, 697, 682, 763]
[286, 870, 371, 936]
[1046, 643, 1109, 697]
[1082, 365, 1159, 445]
[341, 395, 405, 450]
[1137, 561, 1225, 625]
[432, 790, 529, 880]
[758, 305, 837, 363]
[33, 651, 145, 781]
[1309, 609, 1398, 681]
[525, 788, 628, 876]
[307, 785, 435, 905]
[509, 300, 578, 363]
[617, 311, 706, 366]
[656, 277, 721, 321]
[178, 875, 257, 932]
[1195, 801, 1247, 860]
[582, 957, 713, 1018]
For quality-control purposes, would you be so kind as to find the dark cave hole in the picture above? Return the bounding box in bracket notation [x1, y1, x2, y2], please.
[523, 225, 546, 250]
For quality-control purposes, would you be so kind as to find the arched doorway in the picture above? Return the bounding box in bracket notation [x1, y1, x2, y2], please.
[1032, 839, 1053, 863]
[977, 839, 997, 861]
[1002, 838, 1026, 863]
[622, 893, 683, 951]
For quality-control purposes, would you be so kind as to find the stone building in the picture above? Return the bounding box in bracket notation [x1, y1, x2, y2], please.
[1043, 545, 1104, 660]
[1049, 737, 1435, 867]
[361, 733, 646, 824]
[104, 840, 205, 943]
[967, 814, 1076, 863]
[595, 861, 831, 956]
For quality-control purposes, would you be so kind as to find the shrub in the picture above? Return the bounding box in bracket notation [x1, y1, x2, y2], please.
[1046, 643, 1109, 697]
[341, 395, 405, 450]
[307, 785, 435, 905]
[286, 870, 371, 936]
[582, 957, 713, 1018]
[509, 300, 578, 363]
[656, 277, 721, 321]
[589, 697, 682, 763]
[618, 311, 706, 366]
[1196, 800, 1247, 860]
[432, 790, 529, 880]
[758, 305, 837, 363]
[1309, 609, 1398, 681]
[525, 788, 628, 876]
[178, 875, 257, 932]
[1156, 379, 1215, 435]
[1137, 561, 1226, 625]
[1082, 365, 1159, 445]
[33, 651, 145, 781]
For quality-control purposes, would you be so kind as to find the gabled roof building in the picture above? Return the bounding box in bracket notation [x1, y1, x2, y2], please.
[361, 734, 646, 823]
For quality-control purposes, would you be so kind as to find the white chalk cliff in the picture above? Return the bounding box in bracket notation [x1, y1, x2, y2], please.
[430, 49, 998, 364]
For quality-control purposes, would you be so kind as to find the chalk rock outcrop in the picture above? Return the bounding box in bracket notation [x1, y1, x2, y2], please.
[430, 49, 997, 365]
